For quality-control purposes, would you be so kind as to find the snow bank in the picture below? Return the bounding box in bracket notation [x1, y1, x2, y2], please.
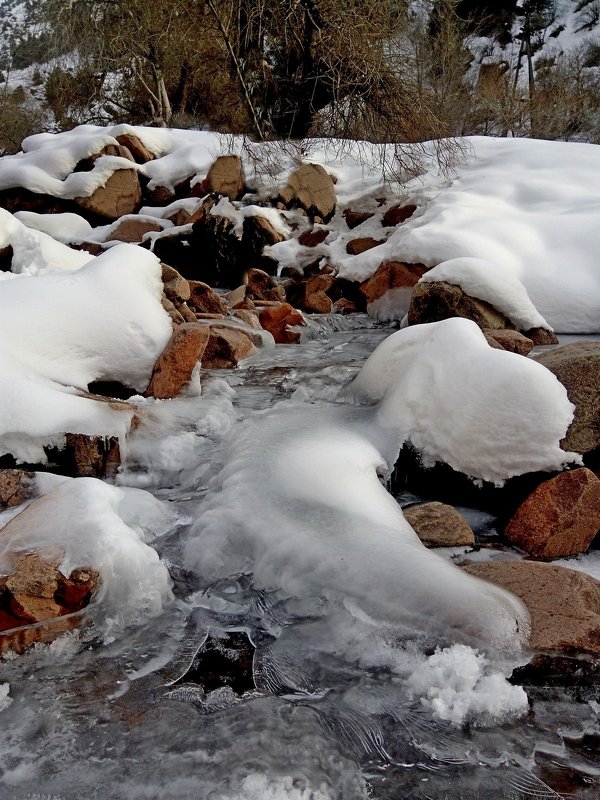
[418, 257, 551, 331]
[13, 210, 93, 244]
[0, 244, 171, 462]
[0, 478, 174, 629]
[343, 317, 578, 483]
[406, 644, 528, 726]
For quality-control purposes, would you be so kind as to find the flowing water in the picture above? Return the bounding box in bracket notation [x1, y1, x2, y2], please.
[0, 316, 599, 800]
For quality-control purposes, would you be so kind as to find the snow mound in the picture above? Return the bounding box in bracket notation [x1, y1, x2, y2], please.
[343, 317, 578, 483]
[13, 210, 93, 244]
[406, 644, 528, 726]
[0, 244, 171, 462]
[418, 256, 551, 332]
[0, 478, 174, 630]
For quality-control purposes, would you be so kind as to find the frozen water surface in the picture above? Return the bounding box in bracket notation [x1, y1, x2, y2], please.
[1, 317, 599, 799]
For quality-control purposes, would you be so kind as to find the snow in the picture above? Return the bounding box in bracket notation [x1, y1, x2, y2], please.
[0, 478, 174, 630]
[0, 244, 171, 462]
[406, 644, 528, 727]
[0, 684, 11, 713]
[13, 210, 93, 243]
[418, 257, 551, 331]
[343, 317, 579, 483]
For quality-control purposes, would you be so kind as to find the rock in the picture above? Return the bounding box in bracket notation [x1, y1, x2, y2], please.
[191, 209, 262, 288]
[145, 185, 176, 206]
[403, 502, 475, 547]
[525, 327, 559, 345]
[105, 216, 163, 244]
[199, 155, 245, 200]
[115, 133, 154, 164]
[242, 215, 285, 251]
[259, 303, 305, 344]
[145, 323, 210, 399]
[278, 164, 336, 221]
[343, 209, 374, 229]
[73, 144, 134, 173]
[360, 261, 428, 306]
[246, 268, 286, 302]
[0, 244, 13, 271]
[286, 274, 334, 314]
[162, 266, 191, 304]
[345, 237, 385, 256]
[74, 168, 141, 221]
[333, 298, 359, 314]
[534, 342, 600, 455]
[463, 560, 600, 655]
[5, 554, 62, 623]
[177, 302, 198, 323]
[232, 309, 261, 329]
[483, 329, 534, 355]
[223, 284, 247, 309]
[0, 470, 33, 509]
[202, 325, 256, 368]
[162, 296, 186, 325]
[382, 203, 417, 227]
[504, 468, 600, 558]
[407, 280, 511, 330]
[187, 281, 229, 316]
[59, 434, 122, 478]
[298, 227, 329, 247]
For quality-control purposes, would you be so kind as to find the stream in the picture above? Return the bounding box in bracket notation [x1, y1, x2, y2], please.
[0, 315, 599, 800]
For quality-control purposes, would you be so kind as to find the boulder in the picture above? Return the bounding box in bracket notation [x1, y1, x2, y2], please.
[525, 327, 559, 345]
[232, 309, 262, 329]
[483, 329, 534, 355]
[407, 280, 511, 330]
[145, 185, 176, 206]
[298, 227, 329, 247]
[0, 470, 33, 509]
[286, 274, 334, 314]
[382, 203, 417, 227]
[161, 263, 191, 303]
[115, 133, 155, 164]
[0, 244, 13, 271]
[187, 281, 229, 316]
[504, 468, 600, 558]
[343, 209, 374, 229]
[403, 502, 475, 548]
[242, 215, 285, 251]
[162, 296, 186, 325]
[360, 261, 427, 306]
[534, 342, 600, 455]
[463, 560, 600, 655]
[145, 323, 210, 399]
[259, 303, 305, 344]
[202, 325, 256, 368]
[245, 268, 286, 302]
[345, 237, 385, 256]
[74, 168, 141, 221]
[105, 216, 163, 244]
[199, 155, 245, 200]
[278, 164, 336, 221]
[60, 434, 122, 478]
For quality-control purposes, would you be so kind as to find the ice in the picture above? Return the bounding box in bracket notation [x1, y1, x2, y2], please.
[0, 684, 11, 713]
[343, 317, 579, 483]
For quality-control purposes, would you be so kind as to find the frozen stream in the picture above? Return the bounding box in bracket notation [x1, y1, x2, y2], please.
[0, 316, 599, 799]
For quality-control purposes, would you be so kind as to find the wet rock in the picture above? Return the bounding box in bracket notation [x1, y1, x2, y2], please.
[58, 434, 122, 478]
[483, 329, 534, 355]
[298, 227, 329, 247]
[232, 309, 261, 329]
[105, 216, 163, 244]
[345, 237, 385, 256]
[175, 630, 255, 695]
[463, 560, 600, 655]
[115, 133, 155, 164]
[407, 280, 511, 330]
[504, 468, 600, 558]
[534, 342, 600, 455]
[403, 502, 475, 548]
[259, 303, 305, 344]
[343, 209, 374, 229]
[199, 155, 245, 201]
[187, 281, 229, 316]
[382, 204, 417, 227]
[286, 274, 334, 314]
[201, 325, 256, 368]
[245, 268, 286, 302]
[146, 323, 210, 399]
[74, 168, 142, 221]
[0, 469, 33, 509]
[278, 164, 336, 221]
[360, 261, 427, 308]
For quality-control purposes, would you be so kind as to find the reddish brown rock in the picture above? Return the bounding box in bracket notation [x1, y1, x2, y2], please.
[259, 303, 305, 344]
[0, 244, 13, 271]
[232, 309, 261, 329]
[115, 133, 154, 164]
[199, 155, 245, 200]
[246, 268, 286, 302]
[278, 164, 336, 221]
[62, 434, 121, 478]
[333, 298, 358, 314]
[242, 215, 285, 252]
[146, 185, 176, 206]
[161, 263, 191, 302]
[360, 261, 427, 306]
[74, 168, 141, 221]
[504, 468, 600, 558]
[298, 228, 329, 247]
[382, 204, 417, 227]
[345, 237, 385, 256]
[162, 296, 185, 325]
[223, 284, 247, 309]
[525, 327, 559, 345]
[343, 209, 374, 229]
[407, 281, 511, 330]
[463, 560, 600, 655]
[106, 216, 163, 244]
[483, 329, 534, 355]
[0, 470, 33, 509]
[534, 342, 600, 455]
[202, 325, 256, 368]
[188, 281, 229, 316]
[146, 323, 210, 399]
[403, 502, 475, 548]
[286, 274, 334, 314]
